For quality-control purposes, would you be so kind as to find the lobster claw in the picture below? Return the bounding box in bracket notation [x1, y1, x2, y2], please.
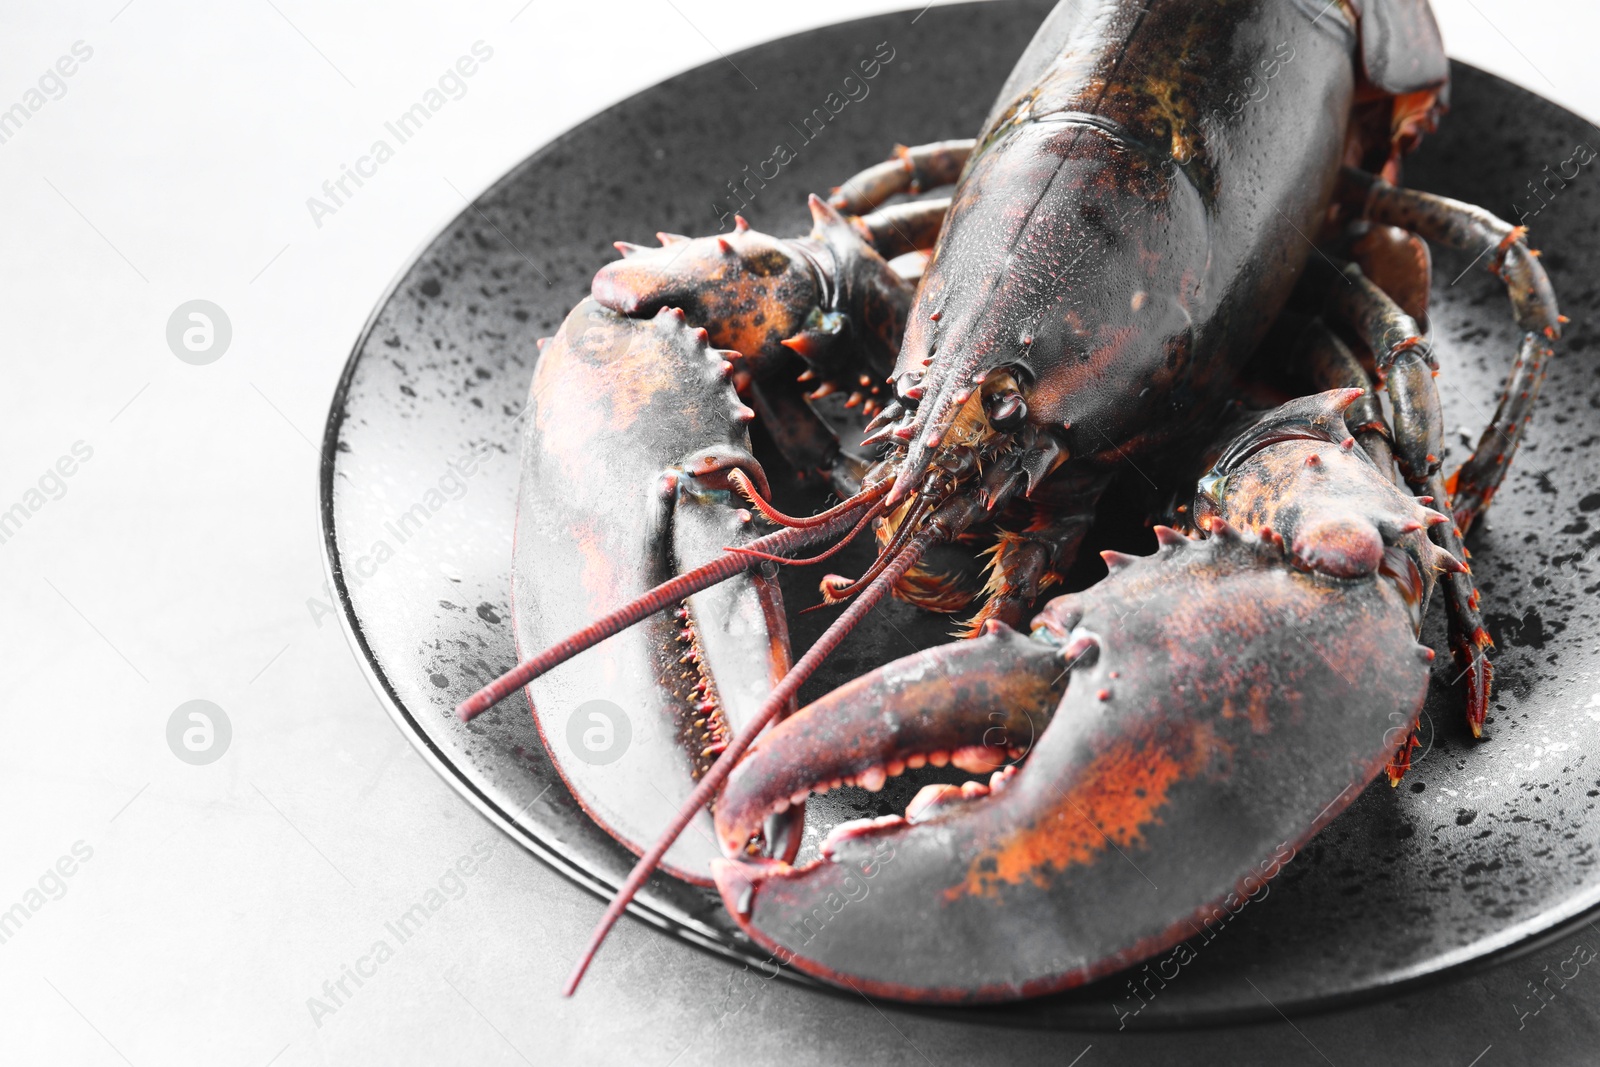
[714, 625, 1070, 858]
[509, 299, 800, 884]
[592, 224, 819, 383]
[711, 525, 1432, 1001]
[591, 206, 910, 400]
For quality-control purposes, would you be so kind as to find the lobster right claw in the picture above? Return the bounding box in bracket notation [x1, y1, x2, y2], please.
[712, 526, 1432, 1002]
[714, 624, 1071, 857]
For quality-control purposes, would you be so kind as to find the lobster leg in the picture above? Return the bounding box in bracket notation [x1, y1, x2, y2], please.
[958, 471, 1112, 638]
[1295, 317, 1397, 480]
[742, 378, 867, 497]
[832, 140, 972, 281]
[1348, 223, 1433, 325]
[961, 516, 1088, 637]
[1298, 217, 1438, 479]
[1320, 261, 1494, 736]
[828, 139, 975, 214]
[852, 197, 952, 258]
[1339, 167, 1564, 534]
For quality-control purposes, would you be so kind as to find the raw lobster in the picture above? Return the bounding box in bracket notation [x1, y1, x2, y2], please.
[457, 0, 1561, 1001]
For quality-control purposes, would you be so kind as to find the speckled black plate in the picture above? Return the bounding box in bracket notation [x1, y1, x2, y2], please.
[320, 0, 1600, 1028]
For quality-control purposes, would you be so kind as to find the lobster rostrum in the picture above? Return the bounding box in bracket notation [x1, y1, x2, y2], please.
[456, 0, 1562, 1000]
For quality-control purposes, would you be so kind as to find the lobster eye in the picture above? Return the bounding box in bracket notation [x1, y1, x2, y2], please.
[986, 391, 1027, 432]
[895, 372, 924, 408]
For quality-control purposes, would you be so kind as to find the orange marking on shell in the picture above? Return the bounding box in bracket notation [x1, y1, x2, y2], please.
[596, 355, 677, 431]
[568, 516, 621, 616]
[1219, 684, 1273, 735]
[950, 722, 1218, 899]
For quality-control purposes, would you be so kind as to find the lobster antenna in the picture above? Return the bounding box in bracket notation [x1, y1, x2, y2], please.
[728, 469, 883, 529]
[723, 495, 888, 567]
[455, 488, 883, 722]
[809, 497, 931, 610]
[562, 528, 936, 996]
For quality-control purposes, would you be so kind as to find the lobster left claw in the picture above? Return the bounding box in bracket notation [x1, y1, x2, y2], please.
[711, 394, 1438, 1001]
[508, 298, 802, 884]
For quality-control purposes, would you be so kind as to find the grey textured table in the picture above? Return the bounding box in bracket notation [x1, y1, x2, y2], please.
[4, 2, 1600, 1064]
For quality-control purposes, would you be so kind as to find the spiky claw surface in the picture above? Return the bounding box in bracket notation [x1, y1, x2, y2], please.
[510, 299, 797, 883]
[711, 523, 1431, 1002]
[591, 199, 911, 413]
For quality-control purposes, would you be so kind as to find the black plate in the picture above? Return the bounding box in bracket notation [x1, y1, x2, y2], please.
[320, 0, 1600, 1028]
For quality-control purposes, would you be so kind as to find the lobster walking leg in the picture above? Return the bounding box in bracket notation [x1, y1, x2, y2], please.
[1303, 219, 1441, 482]
[1322, 261, 1494, 735]
[1296, 317, 1397, 478]
[963, 514, 1089, 637]
[959, 470, 1113, 637]
[742, 378, 865, 496]
[1339, 167, 1563, 533]
[853, 197, 952, 258]
[1349, 224, 1433, 324]
[828, 139, 975, 214]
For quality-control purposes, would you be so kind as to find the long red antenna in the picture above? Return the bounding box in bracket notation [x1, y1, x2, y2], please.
[561, 529, 935, 996]
[723, 495, 888, 567]
[810, 497, 931, 610]
[728, 469, 882, 529]
[455, 487, 884, 722]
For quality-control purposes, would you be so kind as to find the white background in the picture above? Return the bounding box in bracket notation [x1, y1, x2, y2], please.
[0, 2, 1596, 1065]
